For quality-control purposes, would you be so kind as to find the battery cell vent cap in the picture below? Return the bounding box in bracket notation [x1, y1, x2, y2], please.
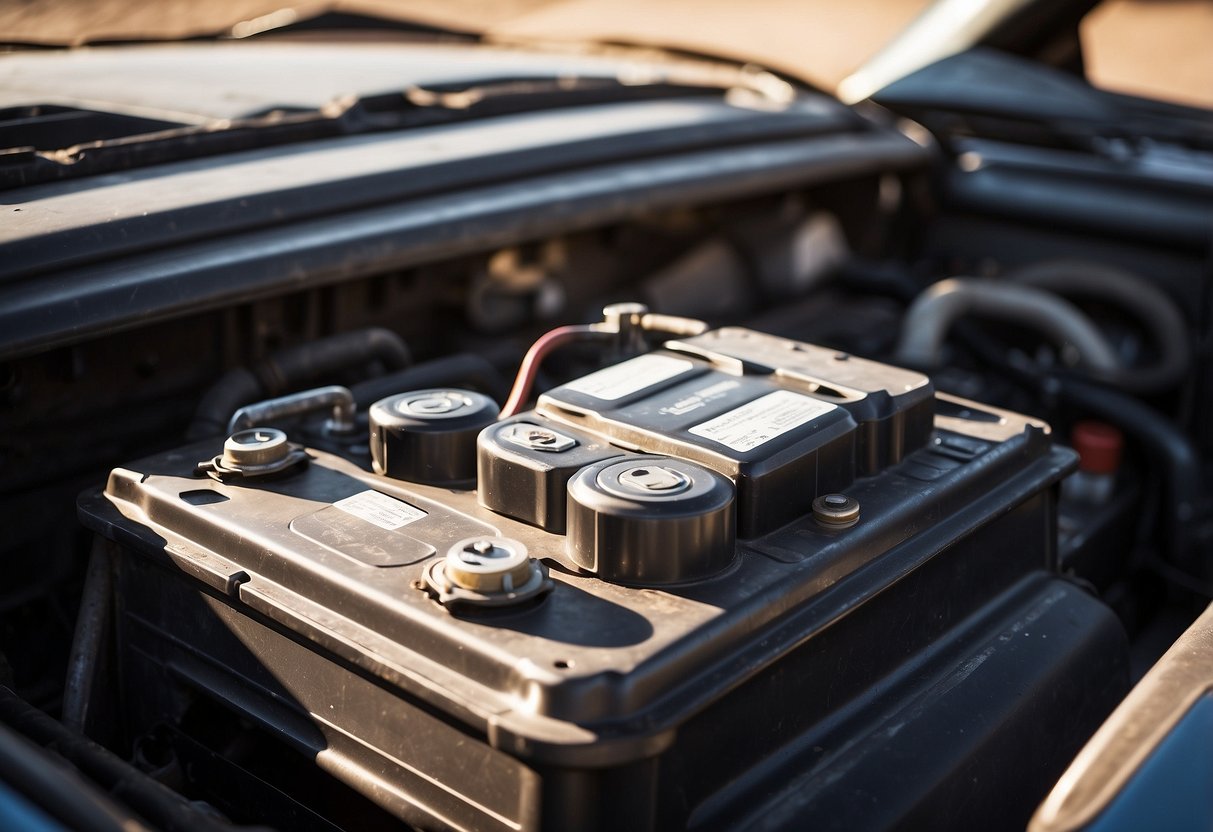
[566, 455, 735, 585]
[369, 389, 498, 485]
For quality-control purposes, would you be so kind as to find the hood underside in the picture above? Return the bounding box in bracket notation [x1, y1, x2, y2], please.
[0, 0, 932, 95]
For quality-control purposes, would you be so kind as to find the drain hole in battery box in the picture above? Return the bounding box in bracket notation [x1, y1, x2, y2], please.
[180, 490, 230, 506]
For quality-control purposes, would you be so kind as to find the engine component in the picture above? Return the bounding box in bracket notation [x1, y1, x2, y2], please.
[1064, 421, 1124, 505]
[189, 327, 411, 440]
[895, 278, 1122, 372]
[227, 384, 357, 436]
[368, 388, 498, 485]
[1008, 260, 1190, 394]
[78, 325, 1129, 832]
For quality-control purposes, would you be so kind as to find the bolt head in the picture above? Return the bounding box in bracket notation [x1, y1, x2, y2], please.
[812, 493, 859, 528]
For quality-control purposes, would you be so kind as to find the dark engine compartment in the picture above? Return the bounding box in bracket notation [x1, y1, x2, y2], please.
[1, 42, 1212, 832]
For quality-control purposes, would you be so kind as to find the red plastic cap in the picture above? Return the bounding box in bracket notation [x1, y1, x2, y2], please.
[1071, 421, 1123, 475]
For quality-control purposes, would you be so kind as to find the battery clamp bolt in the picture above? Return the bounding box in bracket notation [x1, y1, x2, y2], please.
[812, 493, 860, 528]
[591, 302, 710, 355]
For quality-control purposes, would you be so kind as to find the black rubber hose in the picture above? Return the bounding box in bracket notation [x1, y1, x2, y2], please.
[894, 278, 1121, 373]
[843, 260, 1198, 565]
[0, 721, 141, 832]
[188, 328, 411, 440]
[1007, 260, 1190, 394]
[953, 325, 1201, 569]
[187, 367, 262, 441]
[0, 686, 244, 832]
[255, 327, 411, 394]
[350, 353, 510, 407]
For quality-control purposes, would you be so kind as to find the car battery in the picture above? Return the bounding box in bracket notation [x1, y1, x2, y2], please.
[78, 327, 1129, 832]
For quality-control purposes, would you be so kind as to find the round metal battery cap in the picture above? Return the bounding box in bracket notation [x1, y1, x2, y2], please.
[223, 427, 290, 467]
[566, 455, 735, 585]
[444, 537, 534, 593]
[369, 389, 498, 484]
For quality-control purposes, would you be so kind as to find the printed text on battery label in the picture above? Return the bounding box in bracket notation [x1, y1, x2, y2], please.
[688, 391, 837, 452]
[333, 490, 428, 530]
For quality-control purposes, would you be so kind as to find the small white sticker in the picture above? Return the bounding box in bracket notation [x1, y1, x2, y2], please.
[333, 490, 427, 530]
[688, 390, 837, 452]
[562, 354, 694, 401]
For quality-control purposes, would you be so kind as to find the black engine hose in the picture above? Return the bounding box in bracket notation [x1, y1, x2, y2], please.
[254, 327, 411, 394]
[843, 259, 1198, 566]
[952, 322, 1200, 569]
[350, 353, 510, 408]
[1007, 259, 1191, 394]
[188, 327, 411, 439]
[188, 367, 263, 441]
[0, 686, 241, 832]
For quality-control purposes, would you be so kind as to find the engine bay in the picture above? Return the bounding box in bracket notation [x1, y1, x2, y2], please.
[0, 38, 1211, 832]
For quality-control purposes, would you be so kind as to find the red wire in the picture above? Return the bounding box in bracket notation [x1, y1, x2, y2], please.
[499, 325, 605, 418]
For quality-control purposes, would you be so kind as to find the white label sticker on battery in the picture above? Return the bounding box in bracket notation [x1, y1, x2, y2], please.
[333, 490, 427, 530]
[688, 390, 837, 452]
[562, 354, 694, 401]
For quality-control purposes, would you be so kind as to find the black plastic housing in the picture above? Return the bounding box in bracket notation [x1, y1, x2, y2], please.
[565, 455, 735, 585]
[369, 389, 498, 485]
[536, 352, 858, 537]
[666, 327, 935, 474]
[478, 416, 628, 533]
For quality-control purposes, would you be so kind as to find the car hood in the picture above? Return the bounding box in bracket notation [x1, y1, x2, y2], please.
[0, 0, 932, 97]
[0, 40, 735, 122]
